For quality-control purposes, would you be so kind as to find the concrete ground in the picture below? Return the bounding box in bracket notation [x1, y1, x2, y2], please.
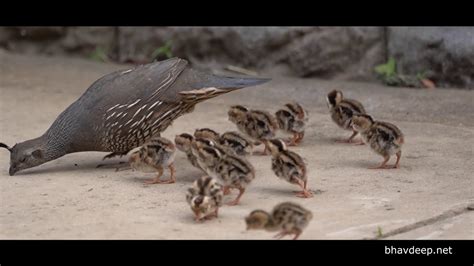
[0, 50, 473, 239]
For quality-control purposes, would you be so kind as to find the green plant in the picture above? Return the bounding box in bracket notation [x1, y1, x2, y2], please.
[374, 57, 397, 78]
[376, 226, 383, 238]
[152, 40, 173, 60]
[89, 46, 109, 63]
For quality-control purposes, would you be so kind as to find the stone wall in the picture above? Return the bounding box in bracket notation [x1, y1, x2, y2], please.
[0, 26, 472, 89]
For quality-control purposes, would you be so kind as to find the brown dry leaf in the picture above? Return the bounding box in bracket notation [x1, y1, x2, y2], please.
[421, 78, 436, 89]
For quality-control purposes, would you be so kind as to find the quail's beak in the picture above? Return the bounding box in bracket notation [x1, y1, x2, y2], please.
[9, 165, 17, 176]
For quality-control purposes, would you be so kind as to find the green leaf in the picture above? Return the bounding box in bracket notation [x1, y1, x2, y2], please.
[374, 57, 397, 78]
[152, 40, 173, 59]
[89, 46, 109, 62]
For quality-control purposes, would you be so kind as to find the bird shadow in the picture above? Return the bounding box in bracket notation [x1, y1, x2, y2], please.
[13, 159, 120, 177]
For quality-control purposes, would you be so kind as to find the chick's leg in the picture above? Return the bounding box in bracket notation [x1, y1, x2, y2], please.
[153, 163, 176, 184]
[296, 132, 305, 144]
[293, 179, 313, 198]
[336, 130, 362, 144]
[274, 230, 291, 239]
[393, 151, 402, 169]
[292, 230, 302, 240]
[253, 141, 270, 156]
[227, 187, 245, 206]
[285, 133, 299, 146]
[223, 186, 231, 195]
[193, 210, 202, 222]
[144, 167, 164, 184]
[369, 155, 391, 169]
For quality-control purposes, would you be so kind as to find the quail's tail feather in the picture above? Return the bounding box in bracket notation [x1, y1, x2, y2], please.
[211, 75, 271, 90]
[194, 73, 271, 91]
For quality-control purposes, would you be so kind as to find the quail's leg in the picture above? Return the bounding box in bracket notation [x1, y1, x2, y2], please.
[227, 187, 245, 206]
[294, 179, 313, 198]
[153, 164, 176, 184]
[203, 208, 219, 220]
[369, 155, 391, 169]
[274, 230, 291, 239]
[97, 151, 129, 168]
[144, 167, 164, 184]
[336, 130, 359, 144]
[285, 133, 300, 146]
[223, 186, 231, 195]
[295, 132, 305, 144]
[393, 151, 402, 169]
[253, 141, 270, 156]
[292, 230, 302, 240]
[193, 210, 202, 222]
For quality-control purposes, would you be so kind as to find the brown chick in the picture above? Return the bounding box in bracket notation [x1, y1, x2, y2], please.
[191, 138, 255, 205]
[267, 138, 313, 198]
[194, 128, 220, 142]
[351, 113, 404, 169]
[219, 131, 254, 156]
[245, 202, 313, 240]
[275, 101, 308, 146]
[186, 176, 224, 222]
[174, 133, 202, 171]
[326, 89, 366, 144]
[128, 136, 176, 184]
[228, 105, 278, 155]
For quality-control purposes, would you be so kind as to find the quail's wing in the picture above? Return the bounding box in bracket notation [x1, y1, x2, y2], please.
[79, 57, 188, 113]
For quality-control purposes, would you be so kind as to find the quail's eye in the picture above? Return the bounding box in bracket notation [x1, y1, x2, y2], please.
[19, 157, 26, 163]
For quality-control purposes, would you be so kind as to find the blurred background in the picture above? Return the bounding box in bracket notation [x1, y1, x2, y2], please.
[0, 26, 473, 89]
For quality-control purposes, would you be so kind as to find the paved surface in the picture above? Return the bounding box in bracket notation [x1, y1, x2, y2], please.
[0, 50, 473, 239]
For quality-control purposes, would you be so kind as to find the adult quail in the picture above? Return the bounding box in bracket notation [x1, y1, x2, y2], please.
[0, 57, 270, 175]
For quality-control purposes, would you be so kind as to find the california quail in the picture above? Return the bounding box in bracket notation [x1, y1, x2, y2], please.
[0, 57, 270, 175]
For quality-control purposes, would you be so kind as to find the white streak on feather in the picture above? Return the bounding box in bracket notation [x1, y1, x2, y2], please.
[106, 104, 120, 112]
[148, 101, 162, 110]
[132, 104, 147, 118]
[127, 99, 141, 109]
[145, 111, 154, 119]
[150, 73, 174, 98]
[106, 112, 116, 121]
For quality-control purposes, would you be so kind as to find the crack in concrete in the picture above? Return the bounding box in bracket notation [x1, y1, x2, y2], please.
[368, 202, 474, 240]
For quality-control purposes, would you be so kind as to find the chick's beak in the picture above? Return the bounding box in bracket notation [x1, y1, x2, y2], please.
[9, 165, 17, 176]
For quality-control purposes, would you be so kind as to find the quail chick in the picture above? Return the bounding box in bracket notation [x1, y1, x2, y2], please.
[228, 105, 251, 134]
[351, 114, 404, 169]
[214, 152, 256, 205]
[245, 202, 313, 240]
[128, 136, 176, 184]
[174, 133, 203, 171]
[219, 131, 254, 156]
[275, 102, 308, 146]
[194, 128, 220, 142]
[326, 89, 366, 144]
[267, 139, 313, 198]
[191, 139, 255, 205]
[228, 105, 279, 155]
[186, 176, 224, 221]
[191, 137, 229, 176]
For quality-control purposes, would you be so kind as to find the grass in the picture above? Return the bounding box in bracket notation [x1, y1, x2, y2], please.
[89, 46, 109, 63]
[151, 40, 173, 61]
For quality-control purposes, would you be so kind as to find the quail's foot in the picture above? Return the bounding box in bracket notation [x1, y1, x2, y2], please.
[253, 142, 270, 156]
[368, 156, 391, 170]
[226, 188, 245, 206]
[223, 186, 232, 195]
[294, 179, 313, 198]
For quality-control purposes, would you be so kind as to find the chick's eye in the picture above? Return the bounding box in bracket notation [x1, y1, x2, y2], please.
[19, 157, 26, 163]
